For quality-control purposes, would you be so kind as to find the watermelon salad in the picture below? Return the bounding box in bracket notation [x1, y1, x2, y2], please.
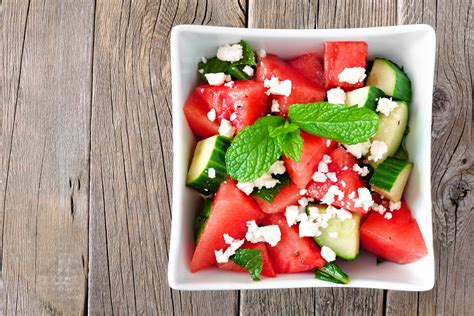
[183, 40, 428, 283]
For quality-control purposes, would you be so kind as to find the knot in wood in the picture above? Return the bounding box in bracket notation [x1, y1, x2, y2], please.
[432, 85, 449, 113]
[448, 179, 470, 204]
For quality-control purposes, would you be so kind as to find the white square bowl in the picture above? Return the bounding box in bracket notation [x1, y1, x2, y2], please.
[169, 24, 436, 291]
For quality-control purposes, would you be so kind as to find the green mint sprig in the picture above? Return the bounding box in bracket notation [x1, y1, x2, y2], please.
[231, 248, 263, 281]
[315, 262, 350, 284]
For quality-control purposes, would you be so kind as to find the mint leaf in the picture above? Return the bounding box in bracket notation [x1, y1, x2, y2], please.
[315, 262, 350, 284]
[226, 116, 284, 182]
[253, 174, 290, 203]
[228, 64, 251, 80]
[198, 57, 230, 80]
[268, 121, 300, 138]
[288, 102, 379, 145]
[235, 40, 257, 67]
[278, 129, 303, 162]
[231, 249, 263, 281]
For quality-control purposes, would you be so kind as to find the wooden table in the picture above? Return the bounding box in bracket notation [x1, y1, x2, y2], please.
[2, 0, 472, 314]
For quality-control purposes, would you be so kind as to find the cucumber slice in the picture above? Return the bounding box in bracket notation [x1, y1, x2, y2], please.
[186, 135, 231, 194]
[370, 157, 413, 202]
[369, 100, 409, 166]
[312, 205, 361, 261]
[194, 199, 212, 243]
[367, 58, 412, 102]
[345, 86, 385, 110]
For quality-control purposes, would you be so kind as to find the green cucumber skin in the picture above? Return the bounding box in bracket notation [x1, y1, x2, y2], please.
[345, 86, 385, 110]
[194, 199, 213, 243]
[368, 58, 412, 102]
[369, 157, 412, 192]
[187, 136, 231, 194]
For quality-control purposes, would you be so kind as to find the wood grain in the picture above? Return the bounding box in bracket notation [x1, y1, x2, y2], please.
[385, 0, 474, 315]
[88, 0, 245, 314]
[1, 0, 94, 314]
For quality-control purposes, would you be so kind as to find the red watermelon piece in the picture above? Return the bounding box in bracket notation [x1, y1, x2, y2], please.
[324, 41, 368, 90]
[217, 242, 277, 277]
[283, 132, 337, 189]
[263, 213, 326, 273]
[183, 90, 219, 139]
[253, 180, 301, 214]
[255, 54, 326, 116]
[288, 52, 325, 87]
[360, 201, 428, 264]
[190, 180, 264, 272]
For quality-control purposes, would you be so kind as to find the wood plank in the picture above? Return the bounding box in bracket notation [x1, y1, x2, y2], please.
[88, 0, 246, 314]
[386, 0, 474, 315]
[242, 1, 400, 315]
[1, 0, 94, 314]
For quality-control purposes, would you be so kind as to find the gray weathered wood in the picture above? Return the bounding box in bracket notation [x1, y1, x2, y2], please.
[88, 0, 245, 314]
[385, 0, 474, 315]
[1, 0, 94, 314]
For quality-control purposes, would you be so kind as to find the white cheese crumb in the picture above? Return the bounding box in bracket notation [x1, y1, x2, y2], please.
[318, 161, 329, 173]
[348, 191, 356, 199]
[224, 81, 234, 88]
[368, 140, 388, 162]
[223, 233, 234, 245]
[245, 221, 265, 243]
[376, 97, 399, 116]
[327, 87, 346, 104]
[372, 203, 387, 215]
[329, 232, 338, 239]
[299, 189, 307, 196]
[353, 187, 374, 211]
[198, 69, 204, 74]
[237, 160, 286, 195]
[264, 76, 292, 97]
[298, 197, 309, 207]
[285, 205, 301, 227]
[201, 56, 207, 63]
[326, 172, 338, 182]
[326, 139, 332, 147]
[214, 235, 245, 263]
[207, 108, 216, 122]
[322, 154, 332, 164]
[389, 201, 402, 212]
[338, 67, 367, 84]
[332, 206, 353, 220]
[257, 48, 267, 59]
[214, 249, 228, 263]
[353, 164, 370, 177]
[271, 99, 281, 113]
[344, 141, 371, 159]
[217, 43, 243, 62]
[205, 72, 227, 86]
[208, 168, 216, 179]
[218, 119, 235, 138]
[384, 212, 393, 220]
[312, 171, 327, 183]
[259, 225, 281, 247]
[340, 180, 346, 188]
[242, 65, 254, 77]
[229, 112, 237, 121]
[299, 219, 320, 238]
[321, 246, 337, 262]
[322, 185, 344, 205]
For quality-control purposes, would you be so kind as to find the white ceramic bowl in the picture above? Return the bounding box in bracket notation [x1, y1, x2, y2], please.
[169, 24, 436, 291]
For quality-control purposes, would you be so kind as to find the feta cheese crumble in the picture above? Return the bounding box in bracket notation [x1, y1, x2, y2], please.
[214, 234, 245, 263]
[224, 81, 234, 88]
[217, 43, 243, 62]
[384, 212, 393, 220]
[299, 219, 320, 237]
[285, 205, 300, 227]
[353, 164, 370, 177]
[312, 171, 327, 183]
[389, 201, 402, 212]
[229, 112, 237, 121]
[207, 168, 216, 179]
[372, 203, 387, 215]
[321, 246, 337, 262]
[321, 185, 344, 205]
[338, 67, 367, 84]
[201, 56, 207, 63]
[264, 76, 292, 97]
[318, 161, 329, 173]
[353, 187, 374, 211]
[198, 69, 204, 74]
[218, 119, 235, 138]
[368, 140, 388, 162]
[326, 172, 338, 182]
[344, 141, 371, 159]
[236, 160, 286, 195]
[245, 221, 281, 246]
[376, 97, 399, 116]
[326, 139, 332, 147]
[242, 65, 254, 77]
[205, 72, 227, 86]
[327, 87, 346, 104]
[299, 189, 307, 196]
[207, 108, 216, 121]
[257, 48, 267, 59]
[271, 99, 281, 113]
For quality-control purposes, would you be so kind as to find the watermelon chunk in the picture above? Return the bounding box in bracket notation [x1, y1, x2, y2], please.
[360, 201, 428, 264]
[283, 132, 337, 189]
[324, 41, 368, 90]
[183, 90, 219, 139]
[190, 180, 264, 272]
[196, 80, 269, 133]
[306, 147, 369, 213]
[263, 213, 326, 273]
[255, 54, 326, 116]
[217, 242, 277, 277]
[288, 52, 325, 87]
[253, 180, 301, 214]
